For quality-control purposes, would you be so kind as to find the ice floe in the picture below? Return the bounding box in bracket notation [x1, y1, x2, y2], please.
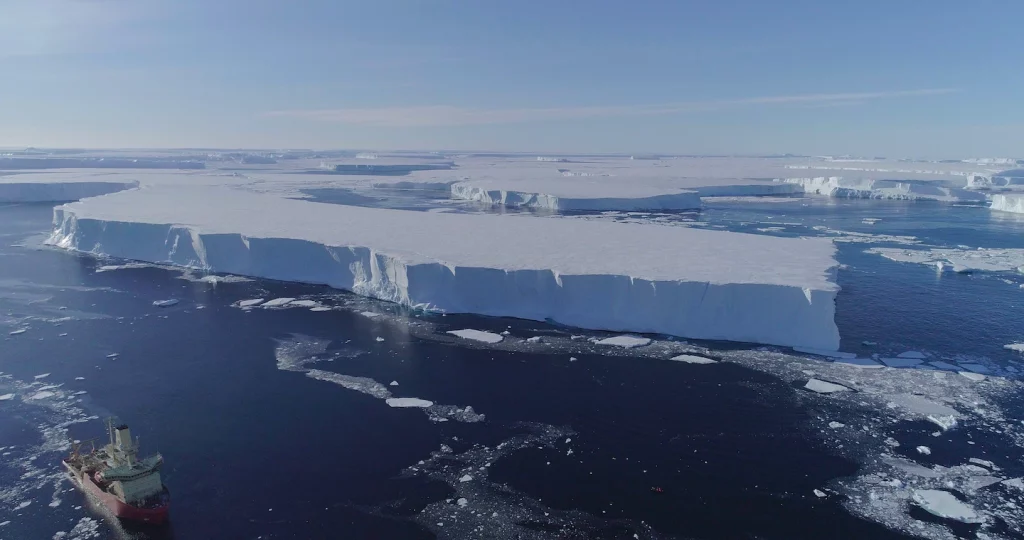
[912, 489, 985, 524]
[152, 299, 178, 307]
[386, 397, 434, 408]
[868, 246, 1024, 273]
[594, 335, 651, 348]
[261, 297, 295, 308]
[670, 354, 717, 364]
[447, 329, 504, 344]
[804, 379, 850, 393]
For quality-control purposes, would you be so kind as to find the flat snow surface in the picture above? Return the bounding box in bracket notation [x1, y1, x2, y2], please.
[386, 397, 434, 408]
[447, 329, 504, 344]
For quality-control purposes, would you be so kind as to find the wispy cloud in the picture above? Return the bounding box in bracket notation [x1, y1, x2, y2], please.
[265, 88, 959, 127]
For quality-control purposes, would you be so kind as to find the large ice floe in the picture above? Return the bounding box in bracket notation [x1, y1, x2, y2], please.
[779, 177, 987, 202]
[48, 183, 842, 349]
[867, 247, 1024, 273]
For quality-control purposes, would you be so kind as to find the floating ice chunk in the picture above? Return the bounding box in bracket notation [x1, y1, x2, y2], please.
[959, 371, 985, 382]
[670, 354, 717, 364]
[526, 336, 542, 343]
[106, 353, 118, 358]
[888, 394, 959, 418]
[927, 415, 958, 431]
[813, 489, 826, 498]
[927, 361, 959, 371]
[595, 335, 650, 348]
[1003, 478, 1024, 490]
[288, 300, 319, 308]
[916, 446, 931, 455]
[33, 373, 50, 379]
[386, 397, 434, 408]
[389, 381, 399, 386]
[9, 329, 26, 335]
[262, 297, 295, 307]
[957, 363, 990, 374]
[459, 474, 473, 483]
[74, 377, 85, 380]
[828, 421, 845, 429]
[310, 306, 333, 312]
[446, 329, 504, 344]
[833, 357, 884, 369]
[804, 379, 850, 394]
[792, 347, 856, 359]
[0, 520, 8, 526]
[896, 351, 926, 359]
[238, 298, 265, 307]
[1004, 343, 1024, 353]
[359, 311, 381, 319]
[569, 357, 577, 362]
[968, 458, 997, 470]
[374, 336, 385, 342]
[29, 391, 55, 400]
[911, 489, 984, 524]
[456, 497, 468, 507]
[880, 357, 923, 368]
[0, 393, 14, 401]
[152, 299, 178, 307]
[14, 501, 31, 510]
[861, 341, 877, 346]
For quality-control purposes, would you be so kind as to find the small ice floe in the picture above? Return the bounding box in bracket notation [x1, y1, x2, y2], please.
[389, 381, 399, 386]
[861, 341, 877, 346]
[288, 300, 319, 308]
[526, 336, 542, 343]
[310, 307, 333, 312]
[569, 357, 578, 362]
[29, 391, 56, 400]
[833, 357, 884, 369]
[359, 311, 381, 319]
[152, 299, 179, 307]
[262, 297, 295, 308]
[374, 336, 385, 342]
[804, 379, 850, 394]
[916, 446, 932, 455]
[386, 397, 434, 408]
[927, 360, 959, 371]
[957, 363, 991, 374]
[879, 357, 923, 368]
[74, 377, 85, 381]
[456, 498, 468, 507]
[0, 520, 9, 526]
[828, 421, 845, 429]
[897, 351, 926, 359]
[968, 458, 997, 470]
[446, 329, 504, 344]
[1004, 343, 1024, 353]
[14, 500, 31, 510]
[106, 353, 119, 359]
[33, 373, 50, 379]
[58, 333, 68, 337]
[0, 393, 14, 401]
[813, 489, 827, 498]
[238, 298, 265, 307]
[9, 329, 27, 335]
[959, 371, 985, 382]
[459, 474, 473, 482]
[670, 354, 717, 364]
[792, 347, 856, 359]
[862, 218, 881, 225]
[595, 335, 650, 348]
[911, 489, 984, 524]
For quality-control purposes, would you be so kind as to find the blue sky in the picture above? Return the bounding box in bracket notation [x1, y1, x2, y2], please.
[2, 0, 1022, 157]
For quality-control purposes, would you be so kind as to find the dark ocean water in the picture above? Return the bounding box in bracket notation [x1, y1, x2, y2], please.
[1, 200, 1022, 540]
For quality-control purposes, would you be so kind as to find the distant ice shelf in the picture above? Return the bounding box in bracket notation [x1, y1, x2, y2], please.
[48, 184, 842, 350]
[0, 180, 139, 203]
[450, 181, 702, 211]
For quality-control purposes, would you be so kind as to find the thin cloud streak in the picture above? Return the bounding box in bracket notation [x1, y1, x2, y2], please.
[265, 88, 959, 127]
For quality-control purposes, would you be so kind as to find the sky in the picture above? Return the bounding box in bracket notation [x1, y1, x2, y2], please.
[1, 0, 1022, 157]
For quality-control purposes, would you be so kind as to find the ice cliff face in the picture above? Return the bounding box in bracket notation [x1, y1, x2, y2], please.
[48, 185, 842, 350]
[991, 194, 1024, 214]
[450, 182, 702, 211]
[780, 177, 986, 202]
[0, 181, 139, 203]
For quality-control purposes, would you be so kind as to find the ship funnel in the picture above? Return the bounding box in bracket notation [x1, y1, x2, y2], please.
[115, 425, 132, 449]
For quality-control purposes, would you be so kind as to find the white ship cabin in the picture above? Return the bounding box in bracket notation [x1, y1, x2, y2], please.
[100, 424, 165, 505]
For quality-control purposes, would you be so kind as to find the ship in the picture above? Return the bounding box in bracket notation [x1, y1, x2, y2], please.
[62, 419, 170, 524]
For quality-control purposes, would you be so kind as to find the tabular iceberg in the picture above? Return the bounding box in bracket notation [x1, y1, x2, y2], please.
[0, 180, 139, 203]
[49, 184, 841, 350]
[780, 177, 986, 202]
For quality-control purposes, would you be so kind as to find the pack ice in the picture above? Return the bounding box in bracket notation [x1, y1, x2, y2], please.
[49, 184, 841, 349]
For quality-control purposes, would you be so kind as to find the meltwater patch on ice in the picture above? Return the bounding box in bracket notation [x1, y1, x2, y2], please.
[447, 329, 504, 344]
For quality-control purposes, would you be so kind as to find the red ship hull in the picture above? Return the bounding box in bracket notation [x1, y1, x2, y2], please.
[64, 460, 170, 525]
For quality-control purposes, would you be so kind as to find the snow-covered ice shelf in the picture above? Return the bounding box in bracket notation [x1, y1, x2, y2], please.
[450, 179, 702, 211]
[49, 183, 841, 349]
[780, 177, 986, 203]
